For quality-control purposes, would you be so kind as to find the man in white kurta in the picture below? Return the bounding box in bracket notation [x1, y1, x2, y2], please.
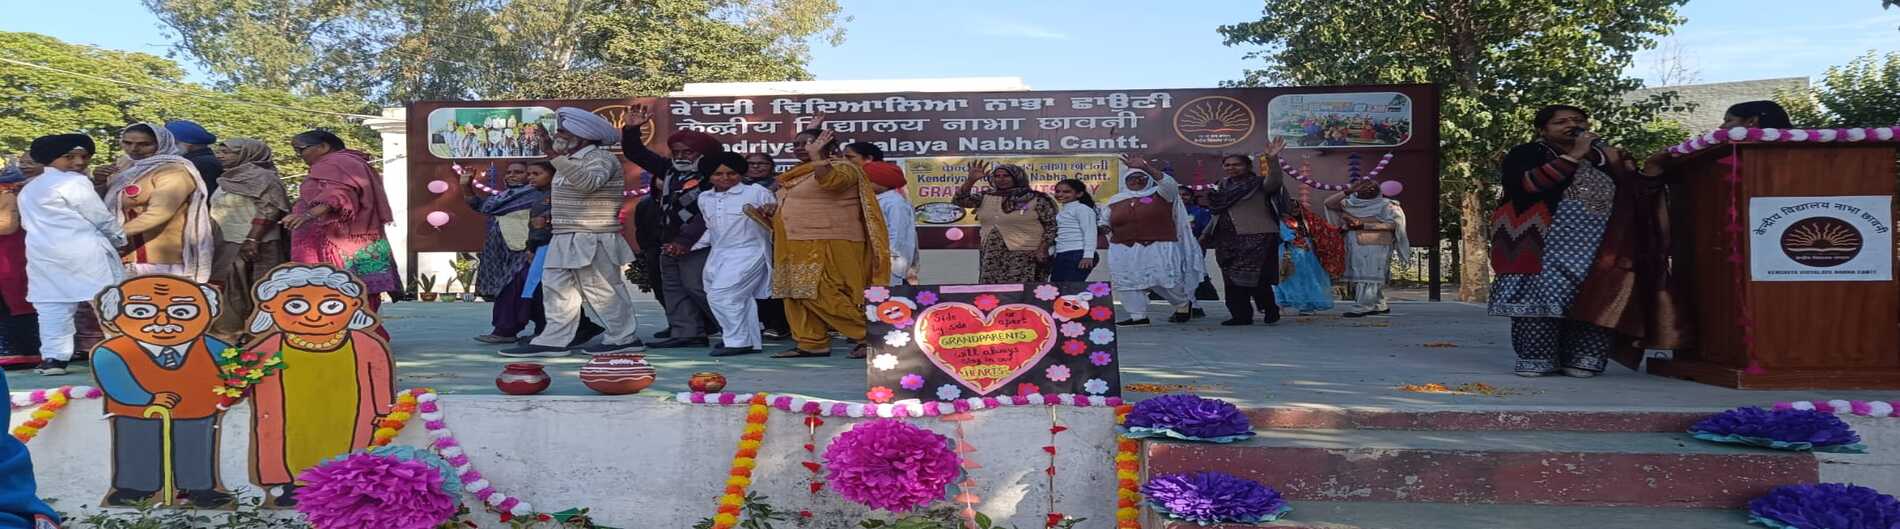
[864, 162, 917, 285]
[697, 168, 776, 357]
[19, 134, 127, 375]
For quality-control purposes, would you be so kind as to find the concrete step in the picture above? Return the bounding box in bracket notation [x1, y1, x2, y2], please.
[1143, 429, 1816, 508]
[1241, 406, 1711, 433]
[1148, 501, 1753, 529]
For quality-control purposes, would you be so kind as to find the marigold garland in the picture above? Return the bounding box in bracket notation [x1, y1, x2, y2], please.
[711, 393, 771, 529]
[10, 386, 101, 444]
[1112, 404, 1141, 529]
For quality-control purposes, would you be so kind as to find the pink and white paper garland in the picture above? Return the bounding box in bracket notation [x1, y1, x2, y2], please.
[675, 391, 1122, 419]
[1773, 399, 1900, 418]
[1276, 152, 1395, 191]
[9, 386, 101, 410]
[1667, 126, 1900, 155]
[403, 388, 538, 518]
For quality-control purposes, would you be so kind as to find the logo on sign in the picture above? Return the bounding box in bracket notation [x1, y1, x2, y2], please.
[1780, 217, 1863, 267]
[588, 105, 654, 150]
[1173, 96, 1255, 148]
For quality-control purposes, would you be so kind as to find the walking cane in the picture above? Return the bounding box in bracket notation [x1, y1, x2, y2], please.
[141, 405, 176, 506]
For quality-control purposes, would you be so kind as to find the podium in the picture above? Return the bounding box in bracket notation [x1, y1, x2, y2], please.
[1647, 136, 1900, 389]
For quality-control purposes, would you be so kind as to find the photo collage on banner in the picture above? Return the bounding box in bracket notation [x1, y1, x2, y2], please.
[863, 282, 1121, 402]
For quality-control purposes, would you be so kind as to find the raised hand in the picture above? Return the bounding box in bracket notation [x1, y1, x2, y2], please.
[1119, 153, 1152, 172]
[1262, 136, 1289, 159]
[965, 159, 993, 182]
[805, 129, 836, 159]
[627, 103, 653, 130]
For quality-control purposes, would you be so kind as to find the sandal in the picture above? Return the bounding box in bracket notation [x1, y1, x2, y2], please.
[772, 347, 832, 359]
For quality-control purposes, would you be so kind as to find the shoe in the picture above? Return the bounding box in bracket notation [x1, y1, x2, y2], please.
[474, 334, 517, 344]
[652, 329, 672, 340]
[1115, 318, 1150, 326]
[103, 488, 156, 507]
[574, 321, 606, 345]
[1167, 311, 1192, 323]
[584, 339, 648, 355]
[32, 514, 59, 529]
[185, 489, 235, 509]
[1371, 309, 1391, 316]
[499, 344, 573, 358]
[1219, 318, 1253, 326]
[1515, 370, 1552, 377]
[762, 329, 790, 341]
[34, 359, 67, 376]
[649, 337, 710, 349]
[1342, 312, 1367, 319]
[270, 485, 300, 508]
[710, 346, 763, 357]
[1562, 368, 1599, 378]
[1191, 307, 1207, 318]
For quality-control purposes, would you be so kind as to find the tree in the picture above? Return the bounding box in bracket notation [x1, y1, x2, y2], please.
[0, 31, 375, 180]
[1219, 0, 1689, 301]
[1647, 37, 1701, 87]
[1775, 51, 1900, 127]
[142, 0, 848, 104]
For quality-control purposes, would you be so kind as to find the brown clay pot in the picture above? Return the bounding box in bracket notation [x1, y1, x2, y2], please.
[579, 354, 655, 395]
[687, 371, 727, 393]
[496, 363, 551, 395]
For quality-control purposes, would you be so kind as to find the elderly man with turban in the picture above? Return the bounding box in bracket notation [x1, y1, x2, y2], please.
[502, 108, 645, 356]
[18, 134, 126, 376]
[165, 120, 223, 196]
[865, 161, 917, 285]
[622, 105, 723, 349]
[763, 127, 890, 359]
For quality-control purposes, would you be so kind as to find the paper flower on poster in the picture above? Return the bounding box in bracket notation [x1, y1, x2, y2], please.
[1060, 321, 1086, 338]
[1748, 483, 1900, 529]
[1084, 378, 1109, 395]
[1142, 472, 1292, 525]
[1034, 284, 1061, 301]
[1090, 351, 1114, 367]
[1122, 394, 1255, 443]
[1045, 364, 1072, 382]
[884, 330, 911, 348]
[1690, 407, 1866, 453]
[1061, 339, 1087, 356]
[1089, 306, 1114, 321]
[867, 387, 895, 404]
[900, 373, 926, 391]
[1087, 282, 1112, 297]
[916, 291, 939, 306]
[936, 384, 962, 401]
[872, 353, 899, 371]
[865, 286, 891, 303]
[1089, 327, 1116, 345]
[973, 294, 999, 311]
[294, 446, 461, 529]
[824, 419, 961, 512]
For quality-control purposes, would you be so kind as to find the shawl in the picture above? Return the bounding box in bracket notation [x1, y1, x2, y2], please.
[215, 139, 291, 213]
[772, 159, 892, 286]
[1568, 154, 1696, 364]
[304, 149, 395, 228]
[108, 122, 215, 282]
[1104, 168, 1206, 291]
[1205, 170, 1264, 213]
[984, 164, 1046, 214]
[1338, 195, 1412, 261]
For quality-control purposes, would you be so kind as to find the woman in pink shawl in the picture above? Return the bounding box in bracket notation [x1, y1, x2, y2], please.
[282, 131, 399, 319]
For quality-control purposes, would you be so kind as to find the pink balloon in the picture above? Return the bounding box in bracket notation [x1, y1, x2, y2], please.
[427, 180, 450, 194]
[1379, 180, 1404, 197]
[425, 211, 451, 228]
[945, 227, 965, 241]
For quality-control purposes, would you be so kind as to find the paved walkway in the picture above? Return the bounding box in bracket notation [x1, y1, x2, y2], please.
[12, 290, 1898, 411]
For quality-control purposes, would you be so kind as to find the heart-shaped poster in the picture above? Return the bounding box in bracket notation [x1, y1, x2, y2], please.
[912, 302, 1057, 395]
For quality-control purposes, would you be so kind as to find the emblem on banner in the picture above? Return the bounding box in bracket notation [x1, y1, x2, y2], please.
[1173, 95, 1255, 148]
[589, 105, 655, 149]
[1780, 217, 1863, 267]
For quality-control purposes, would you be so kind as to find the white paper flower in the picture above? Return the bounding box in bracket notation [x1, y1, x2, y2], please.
[935, 402, 956, 415]
[876, 403, 896, 418]
[1760, 128, 1781, 141]
[872, 353, 899, 371]
[1829, 399, 1854, 411]
[510, 502, 534, 516]
[967, 397, 987, 410]
[846, 405, 866, 418]
[1060, 321, 1086, 338]
[1868, 401, 1895, 417]
[1789, 129, 1810, 142]
[1026, 393, 1046, 405]
[884, 330, 911, 347]
[1846, 128, 1867, 141]
[1727, 127, 1748, 141]
[1817, 129, 1838, 142]
[1034, 284, 1061, 301]
[1089, 327, 1116, 345]
[1792, 401, 1817, 411]
[1876, 127, 1897, 141]
[936, 384, 962, 401]
[1083, 378, 1109, 395]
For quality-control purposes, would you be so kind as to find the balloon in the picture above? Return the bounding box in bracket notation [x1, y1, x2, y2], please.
[1379, 180, 1404, 197]
[945, 227, 965, 241]
[427, 180, 450, 194]
[426, 211, 451, 228]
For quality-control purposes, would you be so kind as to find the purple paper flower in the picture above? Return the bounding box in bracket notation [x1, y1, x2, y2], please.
[1142, 472, 1290, 524]
[1090, 351, 1113, 366]
[295, 450, 460, 529]
[1125, 394, 1253, 440]
[1087, 282, 1112, 297]
[824, 419, 961, 512]
[916, 291, 939, 306]
[1749, 483, 1900, 529]
[1692, 407, 1862, 448]
[899, 373, 926, 390]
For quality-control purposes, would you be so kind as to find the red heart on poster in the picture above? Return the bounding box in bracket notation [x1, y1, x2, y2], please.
[913, 302, 1056, 395]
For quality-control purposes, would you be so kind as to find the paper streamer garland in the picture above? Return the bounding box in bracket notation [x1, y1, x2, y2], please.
[800, 413, 825, 522]
[1721, 148, 1764, 375]
[709, 393, 772, 529]
[1044, 407, 1067, 527]
[1112, 404, 1141, 529]
[942, 412, 982, 528]
[674, 391, 1121, 419]
[9, 386, 98, 443]
[1775, 399, 1900, 418]
[368, 389, 540, 521]
[1277, 152, 1395, 191]
[1666, 126, 1900, 156]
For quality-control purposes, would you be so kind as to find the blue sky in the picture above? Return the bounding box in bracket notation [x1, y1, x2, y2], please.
[8, 0, 1897, 91]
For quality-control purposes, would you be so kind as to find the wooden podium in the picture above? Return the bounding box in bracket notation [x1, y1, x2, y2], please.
[1647, 139, 1900, 389]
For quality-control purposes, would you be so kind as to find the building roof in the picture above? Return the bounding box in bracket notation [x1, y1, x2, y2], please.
[1626, 77, 1810, 128]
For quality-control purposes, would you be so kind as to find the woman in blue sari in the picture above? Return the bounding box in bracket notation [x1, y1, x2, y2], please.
[1275, 200, 1335, 314]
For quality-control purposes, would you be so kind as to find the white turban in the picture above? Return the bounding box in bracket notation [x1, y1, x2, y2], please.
[555, 107, 617, 143]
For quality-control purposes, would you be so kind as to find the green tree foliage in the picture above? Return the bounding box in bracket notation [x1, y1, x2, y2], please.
[1775, 51, 1900, 128]
[0, 31, 374, 178]
[1217, 0, 1688, 299]
[142, 0, 847, 104]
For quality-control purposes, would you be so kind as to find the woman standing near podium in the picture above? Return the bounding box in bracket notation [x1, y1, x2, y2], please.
[1488, 104, 1692, 378]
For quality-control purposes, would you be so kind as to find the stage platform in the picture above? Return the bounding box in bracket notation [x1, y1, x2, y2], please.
[14, 288, 1899, 410]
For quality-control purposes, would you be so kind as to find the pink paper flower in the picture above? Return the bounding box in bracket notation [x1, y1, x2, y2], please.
[1017, 382, 1041, 397]
[1090, 351, 1113, 366]
[295, 450, 460, 529]
[867, 386, 895, 403]
[1061, 339, 1087, 356]
[824, 419, 961, 512]
[1045, 364, 1072, 382]
[900, 373, 926, 391]
[974, 294, 1000, 311]
[1087, 282, 1112, 297]
[1089, 306, 1113, 322]
[1034, 284, 1061, 301]
[916, 291, 939, 306]
[1060, 321, 1086, 338]
[864, 286, 891, 303]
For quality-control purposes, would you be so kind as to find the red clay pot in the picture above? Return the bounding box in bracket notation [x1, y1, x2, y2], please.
[495, 363, 552, 395]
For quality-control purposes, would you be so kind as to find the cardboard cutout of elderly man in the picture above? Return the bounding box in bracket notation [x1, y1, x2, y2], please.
[243, 264, 393, 508]
[89, 274, 235, 509]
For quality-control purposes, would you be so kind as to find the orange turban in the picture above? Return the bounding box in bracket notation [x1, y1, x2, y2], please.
[864, 161, 906, 190]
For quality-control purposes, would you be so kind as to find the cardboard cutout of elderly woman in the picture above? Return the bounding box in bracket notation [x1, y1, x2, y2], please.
[242, 264, 393, 508]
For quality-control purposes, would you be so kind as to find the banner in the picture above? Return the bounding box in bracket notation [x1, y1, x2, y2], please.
[864, 282, 1121, 401]
[405, 84, 1439, 252]
[1748, 196, 1894, 281]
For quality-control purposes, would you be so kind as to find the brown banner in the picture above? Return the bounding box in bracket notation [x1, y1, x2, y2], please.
[406, 84, 1438, 253]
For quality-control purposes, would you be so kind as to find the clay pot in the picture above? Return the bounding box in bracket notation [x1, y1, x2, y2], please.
[687, 371, 727, 393]
[496, 363, 551, 395]
[579, 354, 656, 395]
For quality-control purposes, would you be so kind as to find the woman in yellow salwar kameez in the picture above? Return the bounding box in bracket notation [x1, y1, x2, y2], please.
[764, 128, 890, 359]
[243, 264, 394, 508]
